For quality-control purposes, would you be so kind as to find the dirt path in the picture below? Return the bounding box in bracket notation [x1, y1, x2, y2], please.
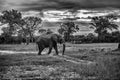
[0, 50, 43, 55]
[0, 50, 95, 65]
[51, 55, 95, 65]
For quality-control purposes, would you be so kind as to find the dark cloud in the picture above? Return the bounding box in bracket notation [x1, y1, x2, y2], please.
[1, 0, 120, 11]
[21, 0, 59, 11]
[21, 0, 120, 11]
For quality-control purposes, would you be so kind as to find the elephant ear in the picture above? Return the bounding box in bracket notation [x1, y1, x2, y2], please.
[56, 34, 65, 44]
[51, 34, 63, 43]
[51, 34, 59, 42]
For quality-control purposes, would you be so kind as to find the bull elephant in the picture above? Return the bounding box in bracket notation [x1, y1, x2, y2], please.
[36, 33, 65, 55]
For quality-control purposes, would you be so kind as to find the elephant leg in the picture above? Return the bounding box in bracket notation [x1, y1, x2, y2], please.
[53, 43, 59, 55]
[38, 48, 44, 55]
[47, 45, 53, 55]
[38, 44, 44, 55]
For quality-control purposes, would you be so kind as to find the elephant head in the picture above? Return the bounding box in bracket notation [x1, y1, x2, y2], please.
[51, 34, 66, 55]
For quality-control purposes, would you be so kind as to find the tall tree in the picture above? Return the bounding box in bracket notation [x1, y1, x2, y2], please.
[91, 15, 120, 49]
[58, 22, 79, 41]
[23, 16, 42, 43]
[0, 9, 42, 44]
[91, 16, 118, 41]
[0, 9, 22, 36]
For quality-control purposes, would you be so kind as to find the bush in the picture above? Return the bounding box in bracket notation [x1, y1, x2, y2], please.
[68, 31, 120, 44]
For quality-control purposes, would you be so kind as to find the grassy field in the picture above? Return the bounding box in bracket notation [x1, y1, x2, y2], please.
[0, 43, 120, 80]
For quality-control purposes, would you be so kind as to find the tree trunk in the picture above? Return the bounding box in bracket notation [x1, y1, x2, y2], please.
[98, 35, 100, 43]
[29, 33, 34, 43]
[26, 37, 29, 45]
[20, 25, 29, 45]
[64, 32, 70, 42]
[118, 43, 120, 49]
[98, 33, 102, 43]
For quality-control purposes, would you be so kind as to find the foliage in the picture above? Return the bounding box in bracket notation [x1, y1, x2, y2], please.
[70, 33, 97, 44]
[0, 9, 22, 35]
[90, 16, 118, 41]
[22, 16, 42, 42]
[0, 9, 42, 44]
[1, 31, 120, 44]
[38, 29, 46, 33]
[90, 15, 120, 48]
[46, 29, 53, 34]
[58, 22, 79, 41]
[68, 31, 120, 44]
[0, 9, 22, 24]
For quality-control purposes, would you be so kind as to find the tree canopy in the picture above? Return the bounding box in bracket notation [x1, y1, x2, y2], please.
[22, 16, 42, 42]
[58, 22, 79, 41]
[0, 9, 23, 35]
[0, 9, 42, 44]
[91, 15, 118, 37]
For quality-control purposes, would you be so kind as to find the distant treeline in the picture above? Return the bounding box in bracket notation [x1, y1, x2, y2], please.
[70, 31, 120, 44]
[0, 31, 120, 44]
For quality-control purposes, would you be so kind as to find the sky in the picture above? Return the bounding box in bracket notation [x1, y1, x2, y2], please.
[0, 0, 120, 35]
[0, 0, 120, 20]
[0, 0, 120, 11]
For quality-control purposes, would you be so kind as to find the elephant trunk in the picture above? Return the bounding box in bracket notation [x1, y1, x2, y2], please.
[62, 43, 65, 55]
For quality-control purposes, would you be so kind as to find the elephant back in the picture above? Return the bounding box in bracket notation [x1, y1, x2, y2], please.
[36, 33, 54, 43]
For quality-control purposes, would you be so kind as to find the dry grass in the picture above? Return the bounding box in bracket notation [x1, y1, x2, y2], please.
[0, 43, 120, 80]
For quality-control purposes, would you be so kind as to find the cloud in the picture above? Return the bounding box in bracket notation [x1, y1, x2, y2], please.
[22, 11, 40, 17]
[0, 0, 5, 10]
[0, 0, 40, 10]
[0, 0, 120, 11]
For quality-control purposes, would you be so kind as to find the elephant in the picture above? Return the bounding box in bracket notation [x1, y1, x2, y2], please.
[36, 33, 65, 55]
